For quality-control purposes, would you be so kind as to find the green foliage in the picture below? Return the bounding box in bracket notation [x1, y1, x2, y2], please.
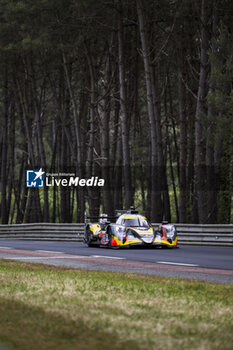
[208, 24, 233, 136]
[207, 24, 233, 222]
[0, 0, 232, 223]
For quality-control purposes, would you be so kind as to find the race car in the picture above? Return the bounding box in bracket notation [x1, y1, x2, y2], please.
[84, 208, 177, 248]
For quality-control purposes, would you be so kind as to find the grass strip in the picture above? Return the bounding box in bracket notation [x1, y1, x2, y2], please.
[0, 259, 232, 350]
[0, 299, 138, 350]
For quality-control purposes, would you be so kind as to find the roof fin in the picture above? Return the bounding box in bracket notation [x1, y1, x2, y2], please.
[127, 206, 138, 214]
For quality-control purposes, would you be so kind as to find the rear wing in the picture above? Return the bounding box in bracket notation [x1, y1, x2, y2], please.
[84, 211, 117, 225]
[84, 207, 141, 225]
[115, 207, 139, 217]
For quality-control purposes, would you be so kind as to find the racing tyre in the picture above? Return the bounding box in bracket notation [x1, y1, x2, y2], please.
[85, 227, 95, 247]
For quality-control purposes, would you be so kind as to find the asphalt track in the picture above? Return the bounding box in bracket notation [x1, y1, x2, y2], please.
[0, 240, 232, 284]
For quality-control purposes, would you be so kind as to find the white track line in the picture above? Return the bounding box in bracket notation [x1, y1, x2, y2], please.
[3, 253, 125, 260]
[157, 261, 199, 267]
[36, 250, 64, 254]
[91, 255, 125, 260]
[0, 247, 12, 249]
[6, 254, 124, 260]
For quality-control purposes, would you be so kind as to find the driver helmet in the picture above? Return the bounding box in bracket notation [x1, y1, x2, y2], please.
[100, 213, 108, 224]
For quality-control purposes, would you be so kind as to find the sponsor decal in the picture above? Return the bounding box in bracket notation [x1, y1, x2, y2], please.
[102, 233, 106, 244]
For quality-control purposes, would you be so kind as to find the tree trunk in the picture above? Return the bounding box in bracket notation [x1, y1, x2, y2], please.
[29, 59, 49, 222]
[62, 51, 85, 220]
[101, 46, 114, 215]
[7, 101, 15, 222]
[118, 0, 132, 209]
[177, 24, 187, 223]
[195, 0, 209, 223]
[85, 47, 100, 216]
[60, 87, 71, 222]
[136, 0, 163, 221]
[164, 88, 178, 222]
[206, 0, 218, 223]
[0, 70, 8, 224]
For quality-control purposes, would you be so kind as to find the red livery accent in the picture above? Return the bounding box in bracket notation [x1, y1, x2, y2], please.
[111, 239, 118, 246]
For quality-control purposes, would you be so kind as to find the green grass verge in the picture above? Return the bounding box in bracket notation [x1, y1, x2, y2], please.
[0, 260, 232, 350]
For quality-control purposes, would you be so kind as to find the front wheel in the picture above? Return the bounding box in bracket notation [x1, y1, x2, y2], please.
[108, 228, 119, 249]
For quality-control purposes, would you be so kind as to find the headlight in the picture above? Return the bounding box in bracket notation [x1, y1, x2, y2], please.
[165, 225, 176, 239]
[115, 225, 125, 233]
[115, 225, 126, 239]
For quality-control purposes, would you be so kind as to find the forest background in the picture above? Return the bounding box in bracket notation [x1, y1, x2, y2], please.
[0, 0, 232, 224]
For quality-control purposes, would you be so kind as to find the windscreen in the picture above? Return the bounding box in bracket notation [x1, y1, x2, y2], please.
[139, 218, 150, 227]
[118, 218, 139, 226]
[116, 216, 150, 227]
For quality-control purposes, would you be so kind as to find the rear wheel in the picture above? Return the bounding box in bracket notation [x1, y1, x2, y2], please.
[107, 228, 112, 247]
[85, 227, 95, 247]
